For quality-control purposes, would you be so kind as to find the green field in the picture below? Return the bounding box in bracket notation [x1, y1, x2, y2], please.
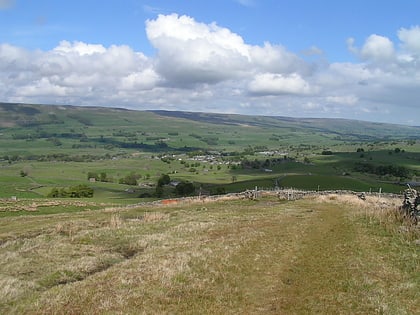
[0, 103, 419, 314]
[1, 103, 419, 203]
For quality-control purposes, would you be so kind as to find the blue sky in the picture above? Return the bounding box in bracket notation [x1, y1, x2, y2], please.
[1, 0, 420, 125]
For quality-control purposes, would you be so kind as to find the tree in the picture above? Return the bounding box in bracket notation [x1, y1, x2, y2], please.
[48, 187, 60, 197]
[155, 185, 164, 198]
[214, 187, 226, 195]
[175, 181, 195, 196]
[48, 184, 93, 198]
[119, 173, 138, 186]
[157, 174, 171, 187]
[100, 172, 108, 182]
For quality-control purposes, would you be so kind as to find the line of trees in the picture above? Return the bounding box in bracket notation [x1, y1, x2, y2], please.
[240, 156, 293, 169]
[48, 184, 94, 198]
[354, 162, 410, 178]
[155, 174, 195, 197]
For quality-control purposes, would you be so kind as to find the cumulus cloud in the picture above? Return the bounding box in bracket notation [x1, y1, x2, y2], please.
[1, 14, 420, 124]
[326, 95, 358, 105]
[398, 26, 420, 54]
[360, 34, 395, 62]
[145, 14, 310, 87]
[249, 42, 310, 75]
[248, 73, 313, 95]
[0, 41, 160, 105]
[146, 14, 251, 86]
[53, 40, 107, 56]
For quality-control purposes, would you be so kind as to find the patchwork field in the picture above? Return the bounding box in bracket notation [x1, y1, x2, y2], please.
[0, 194, 418, 314]
[0, 103, 419, 313]
[1, 103, 420, 201]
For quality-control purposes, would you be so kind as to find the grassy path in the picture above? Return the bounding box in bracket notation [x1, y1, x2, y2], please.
[0, 196, 418, 314]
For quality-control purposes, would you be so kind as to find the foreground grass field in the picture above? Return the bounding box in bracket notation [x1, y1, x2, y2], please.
[0, 194, 418, 314]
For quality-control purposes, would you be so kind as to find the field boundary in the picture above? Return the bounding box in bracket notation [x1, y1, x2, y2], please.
[112, 188, 403, 210]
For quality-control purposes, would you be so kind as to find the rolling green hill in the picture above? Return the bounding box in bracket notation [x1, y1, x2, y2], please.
[0, 102, 419, 200]
[1, 102, 419, 157]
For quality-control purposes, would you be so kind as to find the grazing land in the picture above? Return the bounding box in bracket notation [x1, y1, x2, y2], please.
[1, 103, 420, 203]
[0, 194, 418, 314]
[0, 103, 419, 314]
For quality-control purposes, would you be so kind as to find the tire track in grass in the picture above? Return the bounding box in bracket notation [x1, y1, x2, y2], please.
[245, 200, 418, 315]
[220, 200, 380, 314]
[271, 202, 365, 314]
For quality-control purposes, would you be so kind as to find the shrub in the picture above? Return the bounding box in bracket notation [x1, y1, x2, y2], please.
[157, 174, 170, 187]
[119, 173, 140, 186]
[48, 185, 94, 198]
[175, 181, 195, 196]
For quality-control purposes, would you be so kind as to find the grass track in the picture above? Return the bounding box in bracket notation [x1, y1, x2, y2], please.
[0, 196, 418, 314]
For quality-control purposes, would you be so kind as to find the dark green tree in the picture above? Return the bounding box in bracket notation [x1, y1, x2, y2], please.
[157, 174, 171, 187]
[175, 181, 195, 196]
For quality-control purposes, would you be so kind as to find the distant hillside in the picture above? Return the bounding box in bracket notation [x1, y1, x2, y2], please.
[1, 102, 419, 158]
[148, 109, 420, 141]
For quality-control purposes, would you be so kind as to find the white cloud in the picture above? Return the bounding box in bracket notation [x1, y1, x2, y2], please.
[346, 37, 358, 55]
[326, 95, 358, 105]
[0, 40, 159, 106]
[234, 0, 256, 7]
[145, 14, 311, 88]
[1, 14, 420, 124]
[398, 26, 420, 54]
[118, 69, 160, 91]
[54, 40, 107, 56]
[248, 73, 312, 95]
[250, 42, 310, 75]
[146, 14, 252, 86]
[302, 46, 324, 57]
[19, 77, 68, 97]
[360, 34, 395, 62]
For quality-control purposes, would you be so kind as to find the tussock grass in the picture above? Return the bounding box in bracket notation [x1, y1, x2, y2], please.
[315, 193, 419, 242]
[0, 196, 418, 314]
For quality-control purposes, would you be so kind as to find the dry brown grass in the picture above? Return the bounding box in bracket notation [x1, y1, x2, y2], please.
[314, 193, 419, 242]
[0, 196, 418, 314]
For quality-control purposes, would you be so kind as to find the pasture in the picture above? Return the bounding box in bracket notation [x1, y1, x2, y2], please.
[0, 194, 418, 314]
[1, 103, 420, 202]
[0, 103, 419, 314]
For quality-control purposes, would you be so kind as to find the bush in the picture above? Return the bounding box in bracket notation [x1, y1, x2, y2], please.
[175, 181, 195, 196]
[119, 173, 140, 186]
[48, 185, 94, 198]
[213, 187, 226, 195]
[157, 174, 171, 187]
[354, 162, 410, 178]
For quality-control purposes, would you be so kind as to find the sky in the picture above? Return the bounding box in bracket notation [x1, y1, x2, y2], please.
[1, 0, 420, 125]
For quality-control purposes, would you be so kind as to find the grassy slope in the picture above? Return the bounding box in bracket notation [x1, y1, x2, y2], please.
[0, 195, 418, 314]
[2, 103, 420, 156]
[1, 102, 420, 199]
